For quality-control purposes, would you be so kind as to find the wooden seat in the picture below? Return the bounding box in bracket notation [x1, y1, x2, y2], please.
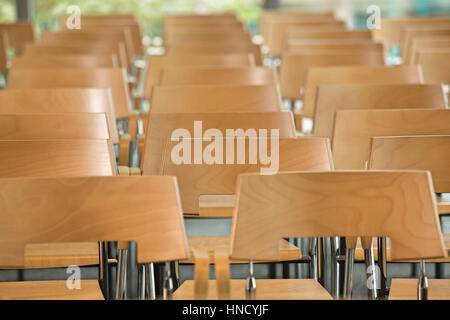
[415, 49, 450, 84]
[7, 68, 132, 120]
[150, 84, 281, 114]
[280, 51, 385, 100]
[159, 66, 277, 87]
[143, 54, 255, 99]
[332, 109, 450, 170]
[11, 54, 118, 68]
[313, 83, 447, 139]
[0, 88, 119, 144]
[389, 279, 450, 300]
[302, 65, 423, 118]
[0, 22, 34, 54]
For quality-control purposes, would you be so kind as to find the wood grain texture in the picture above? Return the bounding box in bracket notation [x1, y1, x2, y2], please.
[159, 66, 276, 87]
[0, 280, 104, 300]
[7, 68, 131, 119]
[160, 137, 332, 214]
[406, 36, 450, 64]
[0, 140, 116, 178]
[0, 22, 34, 53]
[416, 49, 450, 84]
[151, 84, 281, 114]
[0, 113, 110, 140]
[173, 279, 332, 300]
[0, 88, 118, 144]
[230, 171, 445, 261]
[313, 83, 446, 139]
[302, 65, 423, 117]
[197, 195, 235, 218]
[389, 279, 450, 300]
[0, 176, 188, 267]
[369, 135, 450, 193]
[11, 54, 118, 68]
[332, 109, 450, 170]
[143, 54, 254, 99]
[141, 112, 296, 175]
[164, 43, 263, 65]
[280, 51, 385, 99]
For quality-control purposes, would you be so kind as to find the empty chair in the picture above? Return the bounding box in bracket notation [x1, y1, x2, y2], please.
[415, 49, 450, 84]
[150, 84, 281, 114]
[313, 83, 447, 139]
[0, 22, 34, 54]
[10, 54, 118, 69]
[302, 65, 423, 118]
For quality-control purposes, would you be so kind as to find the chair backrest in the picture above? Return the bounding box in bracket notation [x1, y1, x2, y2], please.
[285, 39, 383, 53]
[0, 22, 34, 54]
[0, 113, 110, 140]
[164, 42, 263, 65]
[163, 24, 246, 37]
[369, 135, 450, 193]
[332, 109, 450, 169]
[0, 31, 8, 72]
[159, 66, 277, 87]
[7, 68, 131, 119]
[164, 13, 239, 25]
[313, 83, 447, 139]
[24, 43, 127, 68]
[10, 54, 118, 69]
[0, 88, 119, 144]
[302, 65, 423, 118]
[161, 137, 333, 214]
[143, 54, 255, 99]
[0, 139, 116, 178]
[280, 51, 385, 100]
[286, 29, 372, 45]
[163, 32, 252, 44]
[400, 26, 450, 61]
[407, 36, 450, 64]
[141, 112, 296, 174]
[230, 171, 445, 261]
[150, 84, 281, 114]
[416, 49, 450, 84]
[0, 176, 188, 267]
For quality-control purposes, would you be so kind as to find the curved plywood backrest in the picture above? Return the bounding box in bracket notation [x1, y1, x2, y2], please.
[163, 32, 252, 44]
[151, 84, 281, 114]
[0, 22, 34, 54]
[416, 49, 450, 84]
[369, 135, 450, 193]
[164, 13, 239, 24]
[141, 112, 296, 175]
[332, 109, 450, 170]
[7, 68, 131, 119]
[313, 83, 447, 139]
[159, 66, 277, 87]
[280, 51, 385, 99]
[0, 176, 188, 267]
[402, 28, 450, 63]
[143, 54, 255, 100]
[407, 37, 450, 65]
[0, 139, 116, 178]
[11, 54, 118, 69]
[161, 137, 333, 214]
[163, 25, 246, 38]
[285, 38, 383, 52]
[302, 65, 423, 118]
[0, 88, 119, 144]
[230, 171, 445, 261]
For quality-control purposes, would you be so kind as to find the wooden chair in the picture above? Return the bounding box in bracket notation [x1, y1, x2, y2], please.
[143, 54, 255, 100]
[0, 31, 8, 73]
[285, 39, 383, 53]
[173, 171, 445, 300]
[0, 176, 187, 300]
[163, 25, 246, 39]
[164, 13, 240, 25]
[0, 22, 34, 54]
[10, 54, 118, 69]
[164, 42, 263, 66]
[401, 28, 450, 63]
[302, 65, 423, 118]
[313, 83, 447, 139]
[150, 84, 281, 114]
[415, 49, 450, 84]
[331, 109, 450, 170]
[163, 32, 252, 44]
[0, 88, 119, 144]
[407, 36, 450, 65]
[279, 51, 385, 100]
[159, 66, 277, 87]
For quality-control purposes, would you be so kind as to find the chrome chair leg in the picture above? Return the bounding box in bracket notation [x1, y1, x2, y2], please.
[377, 237, 388, 298]
[343, 248, 355, 299]
[309, 237, 317, 279]
[138, 263, 156, 300]
[317, 237, 325, 286]
[364, 245, 378, 300]
[115, 248, 128, 300]
[330, 237, 340, 299]
[246, 260, 256, 299]
[417, 258, 428, 300]
[163, 261, 173, 300]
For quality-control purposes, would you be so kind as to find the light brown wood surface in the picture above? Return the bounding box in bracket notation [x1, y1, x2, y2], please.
[408, 36, 450, 64]
[159, 66, 277, 87]
[389, 279, 450, 300]
[416, 49, 450, 84]
[160, 137, 332, 214]
[0, 22, 34, 53]
[0, 31, 8, 72]
[0, 280, 104, 300]
[0, 88, 119, 144]
[163, 25, 246, 38]
[164, 13, 239, 25]
[144, 54, 255, 99]
[173, 279, 332, 300]
[400, 26, 450, 61]
[7, 68, 132, 119]
[230, 171, 445, 261]
[369, 135, 450, 193]
[163, 32, 252, 44]
[332, 109, 450, 169]
[0, 176, 188, 267]
[285, 39, 383, 52]
[11, 54, 118, 68]
[141, 112, 296, 176]
[151, 84, 281, 114]
[302, 65, 423, 117]
[280, 51, 385, 99]
[313, 83, 446, 139]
